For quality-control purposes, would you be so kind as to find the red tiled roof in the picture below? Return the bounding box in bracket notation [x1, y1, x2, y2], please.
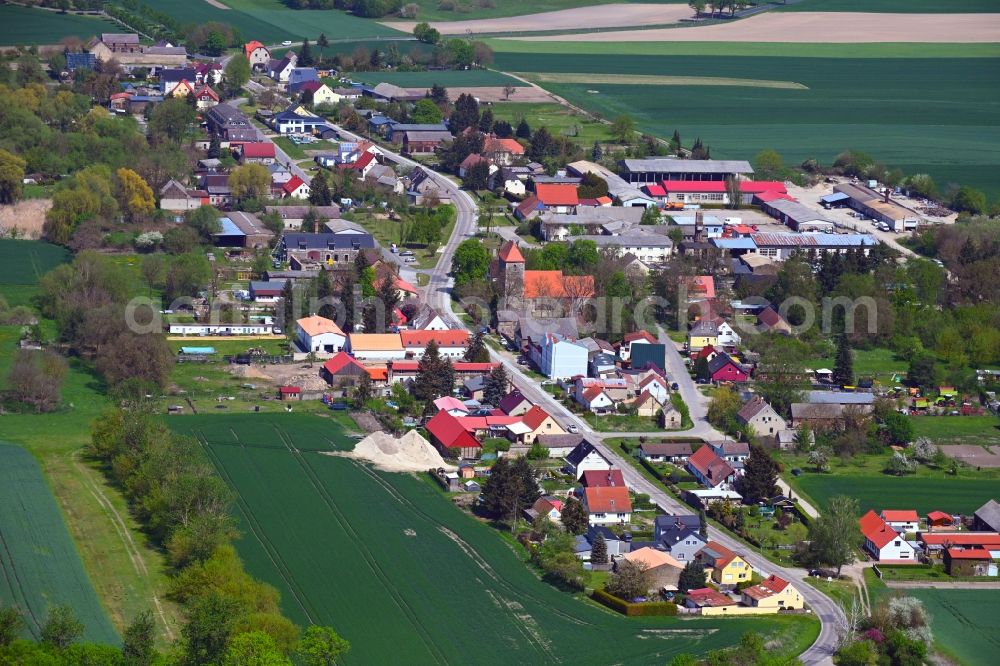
[400, 329, 470, 349]
[366, 367, 388, 381]
[581, 469, 626, 488]
[283, 175, 306, 195]
[946, 547, 992, 560]
[688, 446, 734, 486]
[425, 410, 481, 450]
[582, 386, 607, 403]
[520, 405, 552, 431]
[624, 330, 657, 344]
[535, 183, 579, 206]
[694, 344, 717, 359]
[584, 486, 632, 514]
[523, 271, 595, 299]
[340, 150, 376, 171]
[927, 511, 952, 523]
[920, 532, 1000, 547]
[659, 180, 788, 194]
[755, 190, 796, 203]
[859, 510, 900, 549]
[322, 352, 366, 376]
[498, 240, 525, 263]
[881, 510, 919, 523]
[279, 385, 301, 394]
[244, 40, 266, 59]
[700, 541, 738, 568]
[195, 84, 219, 101]
[484, 137, 524, 155]
[687, 588, 736, 607]
[452, 362, 498, 373]
[644, 184, 667, 197]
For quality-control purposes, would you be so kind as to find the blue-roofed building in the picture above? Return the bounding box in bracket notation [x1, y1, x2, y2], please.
[749, 232, 877, 261]
[212, 211, 274, 249]
[66, 52, 96, 72]
[821, 192, 851, 207]
[807, 391, 875, 405]
[712, 237, 757, 256]
[367, 115, 395, 136]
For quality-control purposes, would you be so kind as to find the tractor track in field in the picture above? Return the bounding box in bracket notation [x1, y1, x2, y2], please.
[0, 522, 42, 637]
[349, 459, 591, 630]
[348, 461, 559, 662]
[269, 425, 452, 666]
[194, 429, 319, 625]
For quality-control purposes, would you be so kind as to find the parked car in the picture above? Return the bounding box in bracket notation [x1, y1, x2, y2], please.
[281, 40, 292, 46]
[670, 383, 679, 391]
[566, 424, 579, 434]
[400, 250, 414, 257]
[403, 257, 416, 263]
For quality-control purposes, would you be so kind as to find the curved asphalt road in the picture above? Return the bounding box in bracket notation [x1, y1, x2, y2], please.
[270, 113, 843, 663]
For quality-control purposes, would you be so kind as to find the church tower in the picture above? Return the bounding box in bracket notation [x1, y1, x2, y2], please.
[497, 240, 525, 311]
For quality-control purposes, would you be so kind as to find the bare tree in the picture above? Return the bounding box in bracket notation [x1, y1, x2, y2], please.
[5, 349, 68, 413]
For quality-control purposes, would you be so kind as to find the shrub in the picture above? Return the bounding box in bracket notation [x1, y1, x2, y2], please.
[590, 589, 677, 616]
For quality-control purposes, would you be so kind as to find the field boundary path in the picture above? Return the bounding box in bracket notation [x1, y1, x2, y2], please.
[885, 581, 1000, 590]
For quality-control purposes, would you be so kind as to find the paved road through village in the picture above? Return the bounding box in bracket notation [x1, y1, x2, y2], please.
[253, 109, 843, 664]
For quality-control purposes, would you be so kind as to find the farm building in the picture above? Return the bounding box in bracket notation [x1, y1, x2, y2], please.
[639, 441, 693, 464]
[620, 159, 753, 184]
[832, 184, 920, 232]
[759, 199, 836, 232]
[425, 410, 482, 459]
[212, 212, 275, 249]
[296, 315, 346, 354]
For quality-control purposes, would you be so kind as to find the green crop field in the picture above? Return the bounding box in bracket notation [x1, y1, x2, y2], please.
[0, 239, 70, 308]
[492, 51, 1000, 199]
[795, 475, 997, 515]
[346, 69, 526, 88]
[389, 0, 685, 23]
[137, 0, 402, 44]
[0, 444, 119, 644]
[906, 589, 1000, 666]
[0, 6, 120, 46]
[174, 413, 817, 665]
[776, 0, 1000, 12]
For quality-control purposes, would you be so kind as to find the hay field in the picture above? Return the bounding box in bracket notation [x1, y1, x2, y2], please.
[176, 413, 816, 665]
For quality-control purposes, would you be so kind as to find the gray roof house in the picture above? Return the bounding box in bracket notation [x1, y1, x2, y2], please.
[973, 499, 1000, 532]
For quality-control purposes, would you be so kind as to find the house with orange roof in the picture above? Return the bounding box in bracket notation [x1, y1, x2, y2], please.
[687, 446, 736, 490]
[925, 510, 956, 531]
[296, 315, 346, 354]
[244, 40, 271, 70]
[493, 239, 595, 318]
[859, 510, 917, 563]
[741, 575, 803, 610]
[168, 79, 195, 99]
[578, 385, 614, 414]
[697, 541, 751, 587]
[621, 547, 683, 593]
[345, 333, 406, 361]
[684, 588, 737, 611]
[520, 405, 565, 444]
[534, 183, 579, 214]
[482, 135, 525, 166]
[399, 329, 470, 359]
[583, 485, 632, 526]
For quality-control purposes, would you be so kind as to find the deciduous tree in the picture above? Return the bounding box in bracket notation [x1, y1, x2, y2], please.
[605, 560, 649, 601]
[5, 348, 67, 413]
[806, 495, 860, 576]
[229, 163, 271, 203]
[40, 604, 83, 650]
[0, 149, 26, 204]
[298, 625, 351, 666]
[560, 496, 588, 535]
[123, 610, 158, 666]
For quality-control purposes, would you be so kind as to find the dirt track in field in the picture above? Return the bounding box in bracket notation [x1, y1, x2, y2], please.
[519, 72, 808, 89]
[384, 3, 693, 35]
[507, 12, 1000, 42]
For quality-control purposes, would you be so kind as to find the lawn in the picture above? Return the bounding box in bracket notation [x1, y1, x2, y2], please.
[909, 415, 1000, 446]
[905, 589, 1000, 666]
[582, 412, 660, 432]
[345, 69, 527, 88]
[491, 102, 610, 145]
[145, 0, 402, 44]
[492, 51, 1000, 200]
[172, 413, 817, 665]
[0, 444, 119, 645]
[273, 136, 339, 160]
[0, 6, 120, 45]
[804, 347, 908, 382]
[794, 475, 998, 515]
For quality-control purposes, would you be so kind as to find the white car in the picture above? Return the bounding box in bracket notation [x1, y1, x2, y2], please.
[281, 40, 292, 46]
[567, 424, 579, 434]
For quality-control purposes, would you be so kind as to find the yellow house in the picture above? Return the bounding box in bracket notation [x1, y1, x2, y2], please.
[520, 405, 565, 444]
[741, 574, 804, 610]
[310, 83, 340, 107]
[697, 541, 752, 587]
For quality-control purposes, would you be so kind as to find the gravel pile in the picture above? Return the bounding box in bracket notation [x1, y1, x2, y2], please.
[329, 430, 453, 473]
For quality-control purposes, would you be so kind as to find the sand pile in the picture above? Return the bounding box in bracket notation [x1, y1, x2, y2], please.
[230, 365, 270, 380]
[328, 430, 452, 473]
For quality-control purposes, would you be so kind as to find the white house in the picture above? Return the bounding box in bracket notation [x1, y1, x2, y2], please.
[407, 305, 448, 331]
[577, 386, 614, 413]
[583, 486, 632, 526]
[717, 321, 741, 348]
[564, 441, 613, 479]
[637, 374, 670, 404]
[503, 177, 526, 197]
[860, 510, 918, 563]
[881, 510, 920, 534]
[399, 330, 470, 359]
[296, 315, 346, 354]
[619, 330, 656, 363]
[538, 333, 588, 380]
[168, 323, 274, 335]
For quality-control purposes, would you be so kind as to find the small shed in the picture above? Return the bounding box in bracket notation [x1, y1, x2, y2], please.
[279, 385, 302, 401]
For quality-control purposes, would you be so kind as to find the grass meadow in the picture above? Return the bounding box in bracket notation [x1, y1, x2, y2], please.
[345, 68, 527, 88]
[0, 6, 120, 45]
[491, 50, 1000, 199]
[905, 589, 1000, 666]
[910, 415, 1000, 446]
[173, 413, 818, 665]
[0, 445, 120, 645]
[491, 102, 611, 144]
